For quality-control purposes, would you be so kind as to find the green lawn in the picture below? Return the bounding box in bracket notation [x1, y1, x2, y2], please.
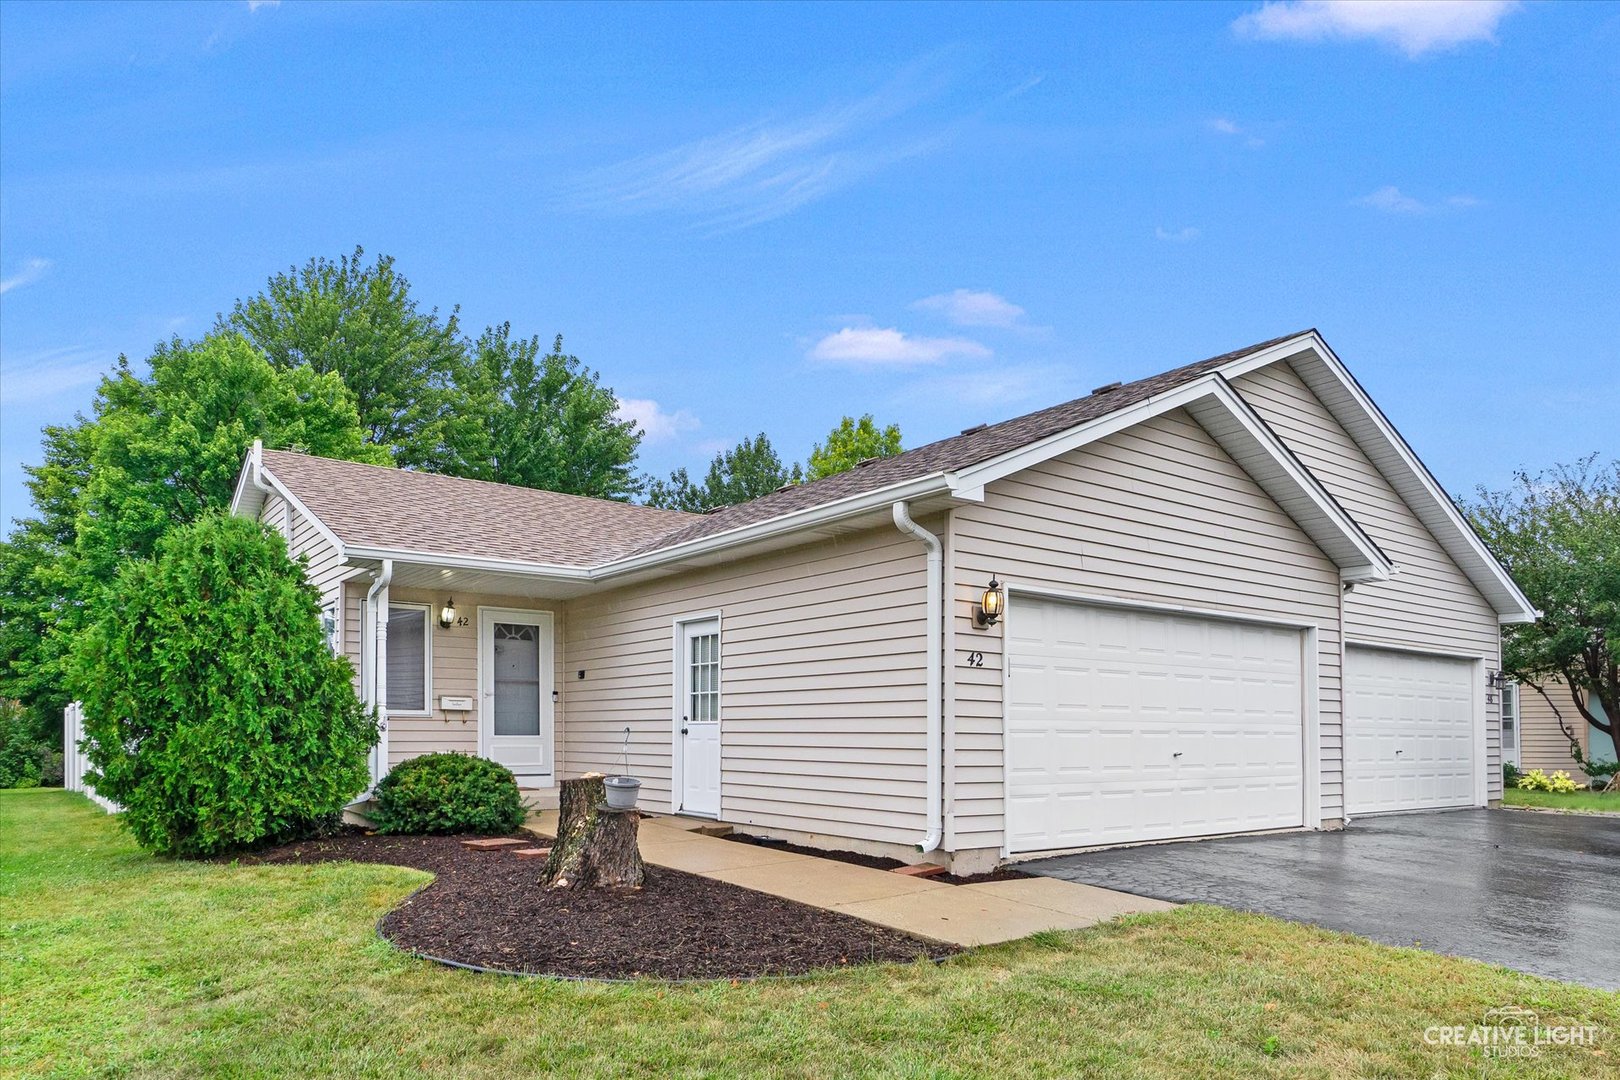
[1505, 786, 1620, 813]
[4, 790, 1616, 1079]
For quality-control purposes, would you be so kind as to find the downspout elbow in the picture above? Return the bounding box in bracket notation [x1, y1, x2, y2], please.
[893, 502, 944, 855]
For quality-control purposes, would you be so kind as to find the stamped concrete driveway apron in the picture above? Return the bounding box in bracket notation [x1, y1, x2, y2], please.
[1022, 808, 1620, 990]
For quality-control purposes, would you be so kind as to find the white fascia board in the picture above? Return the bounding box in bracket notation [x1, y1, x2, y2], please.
[949, 375, 1229, 492]
[343, 545, 593, 581]
[594, 472, 955, 580]
[1194, 378, 1392, 581]
[256, 462, 348, 562]
[947, 371, 1389, 579]
[1240, 333, 1536, 622]
[227, 445, 263, 519]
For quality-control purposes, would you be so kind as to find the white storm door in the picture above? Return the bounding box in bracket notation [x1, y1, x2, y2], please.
[677, 617, 721, 817]
[479, 609, 554, 781]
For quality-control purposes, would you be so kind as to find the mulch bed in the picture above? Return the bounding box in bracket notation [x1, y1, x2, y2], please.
[236, 827, 947, 979]
[723, 833, 1033, 886]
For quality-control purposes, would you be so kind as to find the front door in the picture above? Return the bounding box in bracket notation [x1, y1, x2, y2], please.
[479, 609, 554, 782]
[677, 617, 721, 816]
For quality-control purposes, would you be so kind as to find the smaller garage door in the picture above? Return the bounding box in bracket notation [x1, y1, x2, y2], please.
[1006, 599, 1306, 854]
[1345, 647, 1477, 815]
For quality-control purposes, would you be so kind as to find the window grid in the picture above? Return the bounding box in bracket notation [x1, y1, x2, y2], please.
[689, 632, 719, 724]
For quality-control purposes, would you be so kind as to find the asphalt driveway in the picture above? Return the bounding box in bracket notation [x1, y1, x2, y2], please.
[1022, 808, 1620, 989]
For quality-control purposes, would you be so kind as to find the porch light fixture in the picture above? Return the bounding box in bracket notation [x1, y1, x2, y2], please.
[439, 598, 457, 629]
[974, 576, 1004, 629]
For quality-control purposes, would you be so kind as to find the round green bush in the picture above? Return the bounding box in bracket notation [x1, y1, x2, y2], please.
[370, 753, 525, 835]
[70, 512, 377, 856]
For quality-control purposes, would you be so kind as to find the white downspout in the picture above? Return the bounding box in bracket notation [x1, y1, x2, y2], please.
[893, 502, 944, 854]
[365, 559, 393, 790]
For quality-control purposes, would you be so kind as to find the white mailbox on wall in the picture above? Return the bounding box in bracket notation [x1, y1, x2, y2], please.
[439, 695, 474, 712]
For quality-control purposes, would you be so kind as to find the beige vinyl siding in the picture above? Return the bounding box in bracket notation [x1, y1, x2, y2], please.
[377, 587, 566, 772]
[260, 492, 348, 620]
[561, 526, 929, 847]
[1232, 362, 1505, 799]
[1517, 678, 1590, 781]
[949, 408, 1344, 853]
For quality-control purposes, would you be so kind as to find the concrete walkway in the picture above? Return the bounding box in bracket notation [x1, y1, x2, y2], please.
[527, 810, 1171, 947]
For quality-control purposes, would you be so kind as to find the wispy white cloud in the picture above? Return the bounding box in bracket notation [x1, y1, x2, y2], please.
[1155, 226, 1201, 243]
[911, 289, 1026, 329]
[1233, 1, 1519, 58]
[0, 258, 52, 295]
[1207, 116, 1265, 148]
[615, 397, 700, 443]
[0, 346, 109, 405]
[562, 56, 1025, 231]
[1353, 185, 1483, 214]
[919, 363, 1072, 409]
[246, 0, 281, 10]
[808, 327, 991, 366]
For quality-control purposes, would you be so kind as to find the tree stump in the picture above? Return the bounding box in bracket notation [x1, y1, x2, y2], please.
[541, 773, 645, 889]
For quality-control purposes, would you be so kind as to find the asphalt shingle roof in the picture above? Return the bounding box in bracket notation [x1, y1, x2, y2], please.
[261, 331, 1311, 568]
[260, 450, 698, 567]
[630, 330, 1311, 554]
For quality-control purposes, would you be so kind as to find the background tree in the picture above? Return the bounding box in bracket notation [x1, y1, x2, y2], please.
[806, 414, 903, 481]
[73, 334, 386, 586]
[448, 325, 642, 500]
[646, 433, 802, 512]
[0, 332, 382, 745]
[70, 513, 376, 856]
[1466, 455, 1619, 769]
[221, 247, 466, 470]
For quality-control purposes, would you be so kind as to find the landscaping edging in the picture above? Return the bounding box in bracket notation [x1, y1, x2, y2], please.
[242, 828, 951, 980]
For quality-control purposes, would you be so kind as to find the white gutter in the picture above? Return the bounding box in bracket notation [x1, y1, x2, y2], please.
[364, 559, 393, 790]
[892, 502, 943, 855]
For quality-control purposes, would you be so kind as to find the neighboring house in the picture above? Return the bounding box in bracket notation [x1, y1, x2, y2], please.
[230, 329, 1535, 873]
[1506, 676, 1616, 783]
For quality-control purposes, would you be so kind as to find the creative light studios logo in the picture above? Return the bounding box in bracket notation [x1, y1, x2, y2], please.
[1424, 1005, 1605, 1060]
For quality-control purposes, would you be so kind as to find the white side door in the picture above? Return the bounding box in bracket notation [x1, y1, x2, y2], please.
[676, 617, 721, 817]
[479, 609, 554, 783]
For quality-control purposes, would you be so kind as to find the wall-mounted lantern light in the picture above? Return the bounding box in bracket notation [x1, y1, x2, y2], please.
[974, 576, 1004, 629]
[439, 598, 457, 629]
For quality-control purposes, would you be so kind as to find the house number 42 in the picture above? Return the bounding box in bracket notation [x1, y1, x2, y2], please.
[964, 651, 985, 667]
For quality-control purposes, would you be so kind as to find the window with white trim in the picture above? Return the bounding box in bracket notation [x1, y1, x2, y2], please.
[385, 604, 431, 714]
[1501, 680, 1520, 766]
[321, 602, 340, 656]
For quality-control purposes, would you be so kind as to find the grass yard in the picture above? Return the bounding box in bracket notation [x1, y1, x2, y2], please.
[4, 790, 1616, 1079]
[1504, 786, 1620, 813]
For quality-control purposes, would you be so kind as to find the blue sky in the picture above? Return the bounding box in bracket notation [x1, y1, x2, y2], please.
[2, 0, 1616, 532]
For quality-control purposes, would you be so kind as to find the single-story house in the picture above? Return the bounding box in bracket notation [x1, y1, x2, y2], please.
[230, 329, 1536, 873]
[1507, 676, 1616, 784]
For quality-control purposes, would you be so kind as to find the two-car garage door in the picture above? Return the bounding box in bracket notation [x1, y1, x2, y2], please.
[1006, 599, 1306, 854]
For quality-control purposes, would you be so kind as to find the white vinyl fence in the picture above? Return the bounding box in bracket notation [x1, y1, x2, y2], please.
[62, 702, 119, 813]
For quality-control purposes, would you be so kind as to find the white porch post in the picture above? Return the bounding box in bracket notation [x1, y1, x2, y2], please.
[363, 560, 393, 791]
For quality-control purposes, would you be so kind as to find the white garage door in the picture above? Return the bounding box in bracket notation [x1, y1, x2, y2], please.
[1006, 599, 1306, 854]
[1345, 646, 1477, 815]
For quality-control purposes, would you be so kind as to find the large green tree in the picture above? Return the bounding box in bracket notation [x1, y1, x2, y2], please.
[221, 247, 466, 470]
[0, 332, 382, 742]
[73, 334, 386, 585]
[806, 414, 903, 481]
[1467, 455, 1619, 769]
[646, 433, 802, 512]
[71, 512, 376, 855]
[448, 325, 642, 500]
